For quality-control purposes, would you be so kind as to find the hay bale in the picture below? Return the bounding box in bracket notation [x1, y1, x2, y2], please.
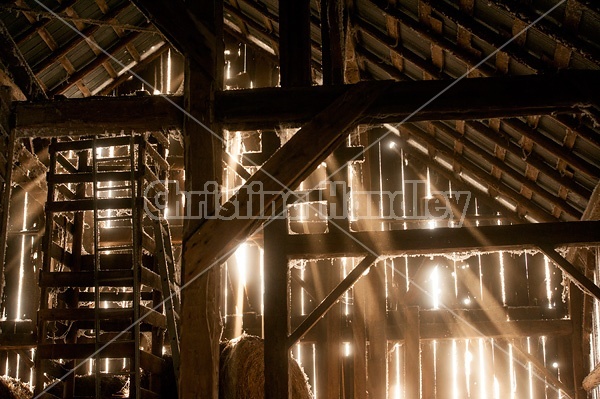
[0, 376, 32, 399]
[219, 334, 313, 399]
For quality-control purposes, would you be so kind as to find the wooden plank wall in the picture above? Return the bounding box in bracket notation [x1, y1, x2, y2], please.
[217, 128, 591, 399]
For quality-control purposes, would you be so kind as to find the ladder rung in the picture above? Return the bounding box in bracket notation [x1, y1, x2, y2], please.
[95, 156, 132, 162]
[97, 245, 133, 252]
[96, 185, 132, 191]
[48, 171, 139, 184]
[36, 341, 136, 360]
[51, 136, 141, 152]
[46, 198, 134, 212]
[39, 270, 134, 287]
[97, 215, 132, 221]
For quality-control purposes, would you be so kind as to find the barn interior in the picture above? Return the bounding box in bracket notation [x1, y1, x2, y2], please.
[0, 0, 599, 398]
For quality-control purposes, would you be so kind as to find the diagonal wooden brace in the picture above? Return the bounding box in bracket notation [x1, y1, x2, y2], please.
[539, 244, 600, 302]
[182, 80, 392, 283]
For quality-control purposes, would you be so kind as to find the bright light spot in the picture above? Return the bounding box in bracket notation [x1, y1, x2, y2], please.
[452, 340, 458, 399]
[235, 243, 248, 286]
[544, 256, 553, 309]
[463, 297, 471, 305]
[344, 342, 351, 357]
[431, 266, 440, 309]
[321, 162, 327, 168]
[389, 141, 396, 149]
[552, 362, 559, 368]
[499, 252, 506, 305]
[391, 384, 402, 399]
[428, 219, 436, 229]
[153, 89, 161, 95]
[493, 377, 500, 399]
[225, 49, 231, 55]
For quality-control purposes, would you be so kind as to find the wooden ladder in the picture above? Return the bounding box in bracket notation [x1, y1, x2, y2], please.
[152, 217, 180, 382]
[34, 134, 171, 399]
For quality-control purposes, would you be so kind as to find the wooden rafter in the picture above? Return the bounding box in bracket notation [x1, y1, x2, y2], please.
[400, 123, 557, 222]
[49, 24, 150, 96]
[32, 1, 132, 76]
[401, 142, 525, 223]
[0, 19, 46, 100]
[131, 0, 215, 79]
[425, 120, 583, 219]
[98, 42, 169, 96]
[491, 0, 599, 65]
[359, 2, 600, 183]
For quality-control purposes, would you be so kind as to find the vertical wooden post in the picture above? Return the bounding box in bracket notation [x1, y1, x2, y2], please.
[0, 87, 15, 311]
[352, 275, 367, 399]
[279, 0, 312, 87]
[264, 217, 290, 399]
[320, 0, 346, 85]
[263, 2, 312, 397]
[404, 306, 420, 398]
[366, 261, 387, 398]
[179, 0, 224, 398]
[324, 262, 341, 399]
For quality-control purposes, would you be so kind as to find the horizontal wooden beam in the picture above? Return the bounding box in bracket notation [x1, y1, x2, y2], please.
[12, 71, 600, 136]
[215, 70, 599, 129]
[13, 95, 183, 137]
[227, 310, 573, 342]
[283, 221, 600, 258]
[183, 80, 391, 285]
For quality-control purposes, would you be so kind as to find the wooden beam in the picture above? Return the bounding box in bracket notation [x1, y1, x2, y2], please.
[49, 25, 150, 96]
[177, 0, 224, 396]
[288, 255, 377, 345]
[12, 0, 77, 45]
[538, 245, 600, 302]
[0, 20, 46, 100]
[279, 0, 312, 86]
[400, 123, 557, 222]
[182, 80, 390, 284]
[404, 306, 420, 397]
[13, 95, 183, 137]
[0, 87, 16, 319]
[32, 1, 132, 76]
[492, 0, 598, 66]
[321, 0, 346, 85]
[283, 221, 600, 258]
[264, 218, 291, 399]
[12, 71, 600, 135]
[131, 0, 214, 79]
[426, 121, 583, 219]
[98, 42, 169, 95]
[215, 70, 600, 130]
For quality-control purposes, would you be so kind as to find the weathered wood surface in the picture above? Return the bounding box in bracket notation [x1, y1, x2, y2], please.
[13, 95, 183, 137]
[0, 20, 46, 100]
[279, 0, 311, 87]
[131, 0, 215, 78]
[182, 80, 390, 287]
[283, 220, 600, 258]
[215, 70, 599, 129]
[12, 71, 599, 135]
